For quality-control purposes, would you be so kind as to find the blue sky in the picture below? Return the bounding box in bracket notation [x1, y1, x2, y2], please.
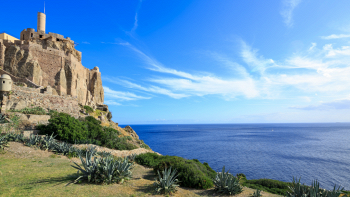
[2, 0, 350, 124]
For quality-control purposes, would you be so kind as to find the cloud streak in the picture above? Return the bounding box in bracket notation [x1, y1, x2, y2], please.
[321, 34, 350, 40]
[280, 0, 302, 27]
[290, 99, 350, 110]
[103, 86, 151, 101]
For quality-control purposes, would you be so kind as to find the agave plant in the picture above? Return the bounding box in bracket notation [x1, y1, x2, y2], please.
[25, 134, 42, 147]
[213, 166, 242, 195]
[5, 132, 18, 141]
[114, 157, 134, 183]
[154, 167, 180, 194]
[286, 177, 344, 197]
[127, 153, 137, 163]
[252, 189, 262, 197]
[54, 142, 71, 155]
[0, 113, 7, 123]
[41, 133, 57, 150]
[97, 156, 118, 184]
[97, 151, 112, 158]
[0, 134, 8, 149]
[15, 133, 25, 142]
[67, 150, 100, 186]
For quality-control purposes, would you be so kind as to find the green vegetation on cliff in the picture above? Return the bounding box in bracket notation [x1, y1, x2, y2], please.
[37, 112, 137, 150]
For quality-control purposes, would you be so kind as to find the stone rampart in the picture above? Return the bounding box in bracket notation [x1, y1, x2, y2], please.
[4, 85, 81, 117]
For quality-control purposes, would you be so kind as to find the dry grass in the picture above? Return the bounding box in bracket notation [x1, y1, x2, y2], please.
[0, 142, 281, 197]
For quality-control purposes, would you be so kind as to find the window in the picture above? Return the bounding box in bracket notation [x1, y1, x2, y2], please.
[31, 33, 33, 37]
[39, 35, 43, 38]
[56, 38, 59, 41]
[2, 81, 5, 83]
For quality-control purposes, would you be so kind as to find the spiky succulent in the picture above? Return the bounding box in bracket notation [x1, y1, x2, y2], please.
[252, 189, 262, 197]
[26, 134, 42, 147]
[97, 151, 112, 158]
[54, 142, 71, 155]
[0, 134, 8, 149]
[67, 150, 100, 185]
[154, 167, 180, 194]
[0, 113, 7, 123]
[113, 157, 134, 183]
[41, 133, 57, 150]
[286, 177, 344, 197]
[213, 166, 242, 195]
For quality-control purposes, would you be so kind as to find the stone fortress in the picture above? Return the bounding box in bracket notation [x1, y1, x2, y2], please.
[0, 12, 105, 116]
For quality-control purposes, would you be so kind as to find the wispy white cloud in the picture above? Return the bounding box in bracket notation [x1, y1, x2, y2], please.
[308, 43, 317, 51]
[82, 41, 90, 44]
[114, 38, 350, 105]
[290, 99, 350, 110]
[104, 100, 121, 106]
[280, 0, 302, 27]
[321, 34, 350, 39]
[103, 77, 189, 99]
[240, 41, 276, 75]
[103, 86, 151, 101]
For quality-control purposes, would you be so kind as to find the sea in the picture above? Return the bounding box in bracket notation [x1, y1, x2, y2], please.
[119, 123, 350, 190]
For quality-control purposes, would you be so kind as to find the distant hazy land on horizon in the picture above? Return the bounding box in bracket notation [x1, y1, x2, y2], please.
[120, 123, 350, 190]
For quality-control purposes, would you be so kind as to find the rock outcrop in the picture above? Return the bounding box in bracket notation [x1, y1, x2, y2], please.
[1, 38, 104, 107]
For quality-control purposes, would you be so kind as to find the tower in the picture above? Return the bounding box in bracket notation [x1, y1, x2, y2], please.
[37, 12, 46, 33]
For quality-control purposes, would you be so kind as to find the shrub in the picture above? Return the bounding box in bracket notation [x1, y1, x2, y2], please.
[153, 155, 216, 189]
[213, 166, 242, 195]
[242, 178, 292, 195]
[38, 113, 88, 143]
[8, 107, 47, 115]
[38, 113, 137, 151]
[135, 153, 161, 167]
[107, 111, 112, 121]
[84, 105, 94, 114]
[154, 167, 180, 194]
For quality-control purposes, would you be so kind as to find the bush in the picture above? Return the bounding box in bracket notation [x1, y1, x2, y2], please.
[135, 152, 161, 167]
[135, 153, 216, 189]
[38, 113, 137, 150]
[242, 178, 292, 195]
[107, 111, 112, 121]
[38, 113, 88, 143]
[8, 107, 47, 115]
[84, 105, 94, 114]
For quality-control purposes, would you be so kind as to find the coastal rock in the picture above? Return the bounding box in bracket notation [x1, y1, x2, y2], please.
[124, 125, 140, 140]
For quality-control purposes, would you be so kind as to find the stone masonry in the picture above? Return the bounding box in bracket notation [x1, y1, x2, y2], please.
[0, 13, 104, 107]
[2, 85, 81, 117]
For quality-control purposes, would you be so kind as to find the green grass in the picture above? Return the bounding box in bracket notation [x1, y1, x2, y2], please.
[0, 151, 149, 197]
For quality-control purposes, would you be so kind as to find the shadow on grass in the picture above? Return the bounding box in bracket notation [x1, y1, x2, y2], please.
[142, 170, 156, 181]
[21, 174, 78, 187]
[135, 184, 157, 196]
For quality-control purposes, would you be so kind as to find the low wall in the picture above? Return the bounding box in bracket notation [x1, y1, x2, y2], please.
[4, 86, 81, 117]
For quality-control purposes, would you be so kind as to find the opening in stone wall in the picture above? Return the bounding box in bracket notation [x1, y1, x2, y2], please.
[56, 38, 59, 41]
[31, 33, 33, 37]
[39, 35, 43, 38]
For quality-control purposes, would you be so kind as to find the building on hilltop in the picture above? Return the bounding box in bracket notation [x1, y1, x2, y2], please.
[0, 32, 19, 43]
[0, 12, 104, 107]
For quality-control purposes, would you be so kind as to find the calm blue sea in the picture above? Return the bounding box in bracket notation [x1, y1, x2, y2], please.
[120, 123, 350, 190]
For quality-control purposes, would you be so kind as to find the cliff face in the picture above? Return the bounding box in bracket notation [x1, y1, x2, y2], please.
[1, 38, 104, 106]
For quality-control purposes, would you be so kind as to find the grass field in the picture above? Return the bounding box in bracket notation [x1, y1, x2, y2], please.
[0, 142, 282, 197]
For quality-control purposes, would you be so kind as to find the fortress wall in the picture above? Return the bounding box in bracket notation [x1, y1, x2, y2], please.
[0, 39, 5, 68]
[6, 85, 80, 117]
[28, 43, 64, 87]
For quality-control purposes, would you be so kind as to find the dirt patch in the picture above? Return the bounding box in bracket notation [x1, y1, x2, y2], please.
[73, 144, 161, 158]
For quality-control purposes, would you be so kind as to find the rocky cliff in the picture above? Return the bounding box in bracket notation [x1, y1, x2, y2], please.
[1, 38, 104, 107]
